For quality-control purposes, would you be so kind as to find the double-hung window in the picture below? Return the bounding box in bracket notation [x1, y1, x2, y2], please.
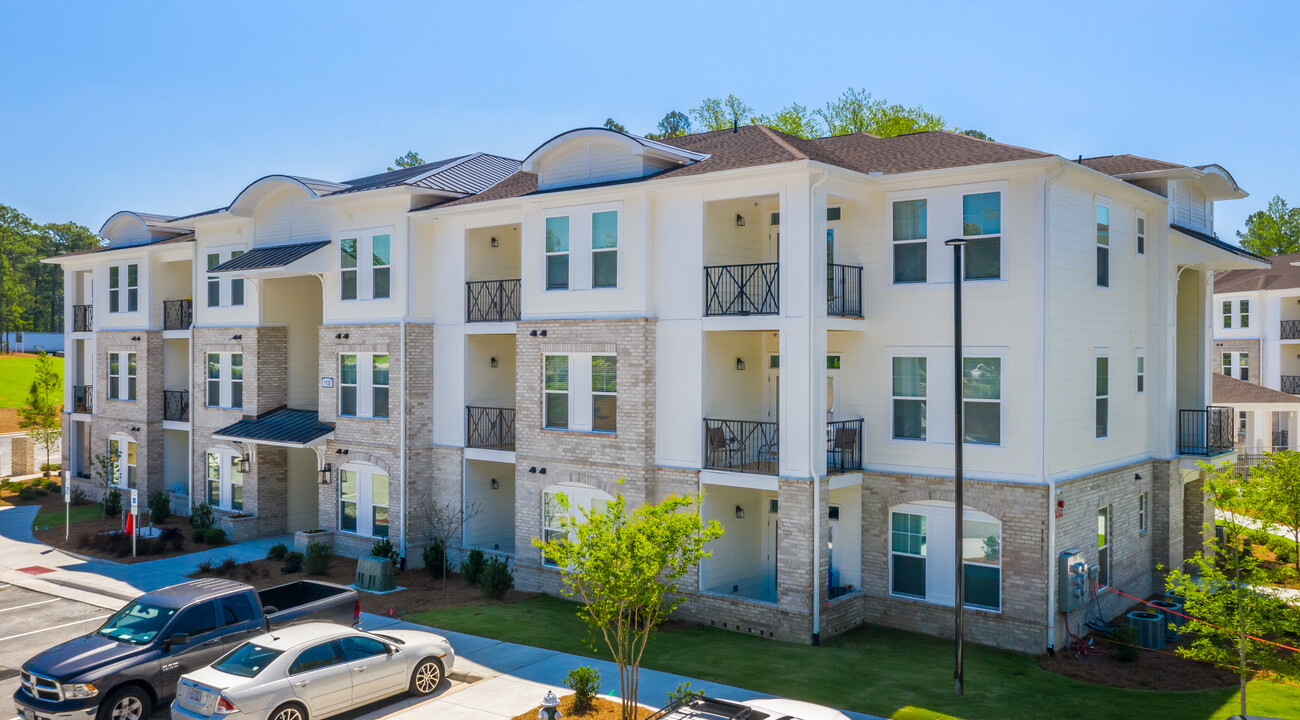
[890, 512, 926, 598]
[1136, 211, 1146, 255]
[339, 232, 392, 301]
[1222, 299, 1250, 329]
[544, 206, 620, 291]
[892, 199, 927, 284]
[962, 516, 1002, 611]
[108, 352, 137, 401]
[1095, 203, 1110, 288]
[205, 448, 243, 511]
[544, 353, 617, 433]
[206, 352, 243, 408]
[339, 465, 388, 538]
[1138, 492, 1148, 534]
[205, 249, 245, 308]
[1221, 352, 1249, 381]
[892, 357, 927, 440]
[1240, 299, 1250, 328]
[108, 263, 139, 313]
[1096, 355, 1109, 438]
[338, 354, 389, 419]
[591, 211, 618, 288]
[962, 358, 1001, 445]
[961, 192, 1001, 280]
[545, 217, 570, 290]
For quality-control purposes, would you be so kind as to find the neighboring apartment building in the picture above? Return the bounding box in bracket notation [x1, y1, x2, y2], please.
[48, 127, 1261, 655]
[1213, 254, 1300, 454]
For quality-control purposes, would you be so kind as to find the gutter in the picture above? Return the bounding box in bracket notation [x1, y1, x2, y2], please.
[1042, 158, 1068, 653]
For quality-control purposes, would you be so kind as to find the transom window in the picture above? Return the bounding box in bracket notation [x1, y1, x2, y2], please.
[206, 352, 244, 409]
[1096, 203, 1110, 288]
[892, 199, 927, 284]
[544, 353, 616, 433]
[892, 357, 927, 440]
[205, 447, 244, 511]
[339, 231, 392, 301]
[339, 464, 389, 538]
[206, 248, 246, 308]
[108, 262, 139, 313]
[961, 192, 1001, 280]
[962, 357, 1001, 445]
[339, 353, 389, 419]
[544, 206, 621, 291]
[108, 352, 137, 401]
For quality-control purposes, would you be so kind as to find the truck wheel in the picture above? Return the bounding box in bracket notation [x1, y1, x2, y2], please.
[409, 658, 444, 695]
[270, 702, 307, 720]
[98, 686, 150, 720]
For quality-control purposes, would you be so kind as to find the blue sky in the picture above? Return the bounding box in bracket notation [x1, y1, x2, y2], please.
[2, 1, 1296, 241]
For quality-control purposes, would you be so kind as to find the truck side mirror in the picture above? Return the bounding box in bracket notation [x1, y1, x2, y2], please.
[165, 633, 190, 648]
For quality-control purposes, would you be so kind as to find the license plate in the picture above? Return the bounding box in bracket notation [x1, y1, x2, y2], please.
[189, 690, 203, 702]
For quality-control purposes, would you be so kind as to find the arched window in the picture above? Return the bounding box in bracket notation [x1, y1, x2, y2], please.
[888, 501, 1002, 612]
[204, 447, 244, 511]
[339, 463, 389, 538]
[541, 482, 613, 567]
[108, 435, 137, 489]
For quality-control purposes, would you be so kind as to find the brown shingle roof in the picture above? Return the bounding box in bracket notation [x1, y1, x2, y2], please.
[438, 126, 1052, 208]
[1078, 154, 1186, 177]
[48, 233, 194, 259]
[1213, 373, 1300, 405]
[1214, 252, 1300, 293]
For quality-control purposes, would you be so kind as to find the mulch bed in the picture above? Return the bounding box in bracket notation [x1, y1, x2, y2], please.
[189, 555, 541, 617]
[512, 695, 655, 720]
[1038, 632, 1238, 691]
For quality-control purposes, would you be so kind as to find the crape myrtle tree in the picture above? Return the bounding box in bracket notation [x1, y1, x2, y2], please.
[535, 488, 722, 720]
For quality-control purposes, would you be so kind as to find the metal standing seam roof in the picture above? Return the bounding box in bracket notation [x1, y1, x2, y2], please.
[213, 408, 334, 445]
[209, 240, 331, 273]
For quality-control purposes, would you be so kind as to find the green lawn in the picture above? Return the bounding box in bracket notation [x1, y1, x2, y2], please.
[407, 595, 1300, 720]
[0, 353, 62, 408]
[33, 503, 102, 529]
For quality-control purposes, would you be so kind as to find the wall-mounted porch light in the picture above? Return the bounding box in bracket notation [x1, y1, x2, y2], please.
[490, 236, 499, 248]
[238, 454, 251, 473]
[490, 356, 498, 368]
[735, 505, 745, 519]
[231, 334, 242, 340]
[491, 478, 499, 490]
[735, 214, 745, 227]
[1134, 473, 1142, 481]
[735, 357, 745, 371]
[318, 462, 333, 485]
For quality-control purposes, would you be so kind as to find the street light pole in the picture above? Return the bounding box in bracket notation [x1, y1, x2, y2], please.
[945, 238, 967, 698]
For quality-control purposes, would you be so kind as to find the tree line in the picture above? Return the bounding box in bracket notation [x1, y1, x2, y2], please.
[0, 204, 99, 344]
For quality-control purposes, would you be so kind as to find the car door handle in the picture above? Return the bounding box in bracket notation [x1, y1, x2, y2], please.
[294, 681, 309, 688]
[353, 666, 366, 673]
[203, 639, 219, 646]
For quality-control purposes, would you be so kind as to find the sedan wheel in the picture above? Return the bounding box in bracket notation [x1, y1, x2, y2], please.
[272, 705, 305, 720]
[411, 658, 443, 695]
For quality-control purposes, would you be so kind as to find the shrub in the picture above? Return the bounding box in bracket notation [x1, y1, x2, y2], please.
[283, 551, 304, 574]
[17, 486, 45, 501]
[189, 503, 215, 530]
[196, 559, 213, 574]
[480, 555, 513, 600]
[192, 528, 210, 544]
[76, 531, 95, 548]
[1266, 534, 1298, 565]
[304, 542, 333, 575]
[461, 549, 486, 584]
[159, 527, 184, 551]
[564, 666, 601, 714]
[666, 681, 699, 705]
[103, 487, 122, 518]
[422, 539, 448, 579]
[40, 463, 61, 473]
[1111, 625, 1141, 663]
[267, 543, 289, 561]
[206, 528, 227, 545]
[370, 538, 399, 564]
[70, 485, 90, 505]
[147, 490, 170, 525]
[216, 557, 238, 576]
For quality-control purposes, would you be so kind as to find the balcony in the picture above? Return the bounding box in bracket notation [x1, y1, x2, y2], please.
[705, 263, 779, 316]
[467, 406, 515, 451]
[827, 419, 864, 472]
[1178, 406, 1235, 456]
[1283, 376, 1300, 394]
[72, 305, 92, 333]
[1284, 320, 1300, 340]
[704, 418, 778, 475]
[827, 264, 863, 318]
[163, 299, 193, 331]
[73, 385, 92, 414]
[163, 390, 190, 422]
[466, 280, 521, 323]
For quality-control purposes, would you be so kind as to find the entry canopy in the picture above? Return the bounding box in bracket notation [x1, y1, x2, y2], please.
[208, 240, 331, 277]
[213, 408, 334, 448]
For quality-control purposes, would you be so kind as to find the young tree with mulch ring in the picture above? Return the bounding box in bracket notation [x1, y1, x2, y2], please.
[18, 349, 61, 477]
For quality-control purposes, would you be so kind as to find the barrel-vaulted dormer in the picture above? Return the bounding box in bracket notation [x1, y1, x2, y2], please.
[98, 211, 187, 248]
[227, 175, 344, 246]
[521, 128, 708, 191]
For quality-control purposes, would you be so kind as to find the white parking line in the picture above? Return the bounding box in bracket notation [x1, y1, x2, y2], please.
[0, 599, 59, 612]
[0, 616, 109, 643]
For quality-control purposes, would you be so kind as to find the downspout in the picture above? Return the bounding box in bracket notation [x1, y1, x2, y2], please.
[1042, 159, 1068, 653]
[399, 214, 412, 568]
[809, 169, 828, 644]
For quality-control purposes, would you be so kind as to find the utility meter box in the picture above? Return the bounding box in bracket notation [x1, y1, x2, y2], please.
[1058, 549, 1088, 612]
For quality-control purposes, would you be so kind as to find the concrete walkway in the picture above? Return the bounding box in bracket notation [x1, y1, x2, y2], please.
[0, 504, 884, 720]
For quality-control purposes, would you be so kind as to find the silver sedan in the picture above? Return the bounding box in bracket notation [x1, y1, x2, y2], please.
[170, 622, 455, 720]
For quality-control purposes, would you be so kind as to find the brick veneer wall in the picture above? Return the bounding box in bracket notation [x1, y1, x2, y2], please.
[95, 331, 163, 424]
[88, 417, 165, 501]
[1212, 339, 1259, 383]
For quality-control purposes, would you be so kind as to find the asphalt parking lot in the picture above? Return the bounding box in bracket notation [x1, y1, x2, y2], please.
[0, 584, 114, 720]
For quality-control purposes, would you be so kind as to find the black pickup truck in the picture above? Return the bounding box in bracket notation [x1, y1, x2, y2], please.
[14, 578, 359, 720]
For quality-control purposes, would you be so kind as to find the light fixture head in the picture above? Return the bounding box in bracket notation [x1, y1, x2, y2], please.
[530, 330, 538, 337]
[490, 236, 499, 248]
[239, 455, 251, 473]
[735, 505, 744, 519]
[490, 356, 498, 368]
[539, 329, 547, 337]
[318, 462, 333, 484]
[491, 478, 499, 490]
[944, 238, 968, 247]
[539, 468, 547, 475]
[529, 466, 537, 473]
[1134, 473, 1142, 481]
[735, 213, 745, 227]
[736, 357, 745, 371]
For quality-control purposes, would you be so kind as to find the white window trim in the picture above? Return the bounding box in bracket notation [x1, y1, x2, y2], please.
[338, 463, 390, 538]
[1096, 351, 1110, 440]
[1138, 492, 1149, 535]
[541, 202, 622, 292]
[1238, 299, 1250, 330]
[336, 228, 395, 302]
[108, 351, 137, 401]
[206, 352, 243, 409]
[338, 352, 390, 419]
[1136, 209, 1147, 257]
[887, 192, 929, 286]
[960, 189, 1006, 282]
[1095, 197, 1111, 290]
[204, 447, 244, 511]
[543, 352, 616, 434]
[109, 435, 137, 490]
[890, 355, 927, 442]
[1136, 349, 1146, 394]
[107, 261, 140, 314]
[886, 181, 1010, 289]
[205, 245, 247, 308]
[887, 502, 1003, 613]
[962, 355, 1003, 446]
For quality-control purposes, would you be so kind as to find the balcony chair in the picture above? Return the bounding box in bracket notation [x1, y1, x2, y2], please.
[827, 427, 859, 470]
[706, 426, 743, 469]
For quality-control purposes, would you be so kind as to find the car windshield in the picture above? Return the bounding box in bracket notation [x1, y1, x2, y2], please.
[96, 600, 178, 645]
[214, 643, 284, 678]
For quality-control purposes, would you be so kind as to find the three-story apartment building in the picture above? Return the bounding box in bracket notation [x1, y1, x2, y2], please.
[49, 126, 1261, 655]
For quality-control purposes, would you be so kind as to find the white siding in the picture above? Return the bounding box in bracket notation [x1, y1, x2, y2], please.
[537, 138, 645, 190]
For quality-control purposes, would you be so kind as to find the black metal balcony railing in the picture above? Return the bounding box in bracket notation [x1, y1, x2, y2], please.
[163, 299, 193, 331]
[467, 406, 515, 450]
[827, 418, 864, 472]
[72, 305, 92, 332]
[1283, 376, 1300, 394]
[73, 385, 92, 414]
[704, 418, 779, 475]
[704, 263, 779, 316]
[827, 264, 863, 318]
[1178, 406, 1235, 456]
[466, 280, 521, 323]
[1283, 320, 1300, 340]
[163, 390, 189, 422]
